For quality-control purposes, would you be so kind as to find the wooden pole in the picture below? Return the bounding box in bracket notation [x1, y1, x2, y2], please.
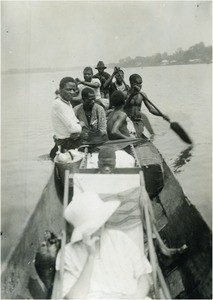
[157, 262, 172, 299]
[140, 171, 172, 299]
[58, 170, 70, 299]
[140, 171, 158, 297]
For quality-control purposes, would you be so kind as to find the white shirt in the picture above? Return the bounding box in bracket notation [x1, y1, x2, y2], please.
[51, 96, 82, 139]
[56, 229, 152, 299]
[78, 78, 101, 100]
[114, 82, 126, 92]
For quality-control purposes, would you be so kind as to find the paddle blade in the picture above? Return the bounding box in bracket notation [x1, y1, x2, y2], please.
[170, 122, 192, 144]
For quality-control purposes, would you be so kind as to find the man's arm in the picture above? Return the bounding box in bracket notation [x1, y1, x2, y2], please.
[82, 81, 100, 88]
[140, 92, 162, 116]
[65, 234, 99, 299]
[103, 71, 115, 89]
[96, 106, 107, 135]
[72, 94, 82, 101]
[64, 254, 95, 299]
[76, 78, 100, 89]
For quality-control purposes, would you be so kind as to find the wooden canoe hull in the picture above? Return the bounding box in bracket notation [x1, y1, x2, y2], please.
[1, 143, 212, 299]
[154, 162, 212, 299]
[1, 169, 64, 299]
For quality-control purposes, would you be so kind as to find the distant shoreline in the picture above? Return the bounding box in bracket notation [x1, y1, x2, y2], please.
[2, 62, 211, 75]
[2, 66, 84, 75]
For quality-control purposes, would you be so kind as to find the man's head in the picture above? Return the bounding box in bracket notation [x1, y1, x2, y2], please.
[111, 90, 125, 108]
[129, 74, 143, 92]
[83, 67, 93, 82]
[82, 87, 95, 110]
[98, 146, 116, 174]
[115, 69, 124, 84]
[95, 61, 107, 75]
[59, 77, 77, 101]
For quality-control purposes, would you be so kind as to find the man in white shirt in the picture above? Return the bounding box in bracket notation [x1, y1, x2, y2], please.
[51, 77, 82, 155]
[75, 67, 107, 109]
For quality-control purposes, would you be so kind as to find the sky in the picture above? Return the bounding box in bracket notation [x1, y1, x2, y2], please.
[1, 0, 212, 71]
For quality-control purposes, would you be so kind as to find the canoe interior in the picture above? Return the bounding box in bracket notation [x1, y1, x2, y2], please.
[1, 143, 212, 299]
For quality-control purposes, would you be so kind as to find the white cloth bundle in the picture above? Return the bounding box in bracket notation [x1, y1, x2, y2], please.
[54, 149, 84, 164]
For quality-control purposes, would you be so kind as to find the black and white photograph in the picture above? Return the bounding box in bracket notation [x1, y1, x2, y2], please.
[1, 1, 212, 299]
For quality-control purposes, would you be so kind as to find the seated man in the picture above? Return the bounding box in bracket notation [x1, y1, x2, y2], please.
[107, 90, 133, 140]
[74, 87, 108, 144]
[56, 190, 152, 299]
[51, 77, 82, 157]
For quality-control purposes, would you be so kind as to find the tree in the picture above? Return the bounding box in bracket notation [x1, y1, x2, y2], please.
[112, 42, 212, 67]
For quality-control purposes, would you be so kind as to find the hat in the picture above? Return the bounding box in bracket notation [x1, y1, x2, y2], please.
[95, 61, 107, 69]
[64, 191, 120, 243]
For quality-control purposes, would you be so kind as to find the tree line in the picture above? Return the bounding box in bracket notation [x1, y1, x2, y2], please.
[109, 42, 212, 68]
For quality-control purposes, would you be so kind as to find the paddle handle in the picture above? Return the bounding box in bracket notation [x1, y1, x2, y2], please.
[141, 95, 171, 123]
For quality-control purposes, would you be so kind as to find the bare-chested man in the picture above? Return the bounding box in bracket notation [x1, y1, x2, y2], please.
[124, 74, 158, 139]
[107, 90, 131, 140]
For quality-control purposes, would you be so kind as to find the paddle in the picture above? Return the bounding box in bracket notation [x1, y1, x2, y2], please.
[114, 67, 192, 144]
[77, 138, 145, 152]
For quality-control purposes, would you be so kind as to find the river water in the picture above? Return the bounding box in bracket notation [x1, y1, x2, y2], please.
[1, 64, 212, 263]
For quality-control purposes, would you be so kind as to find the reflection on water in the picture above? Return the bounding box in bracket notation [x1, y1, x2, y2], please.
[172, 146, 193, 174]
